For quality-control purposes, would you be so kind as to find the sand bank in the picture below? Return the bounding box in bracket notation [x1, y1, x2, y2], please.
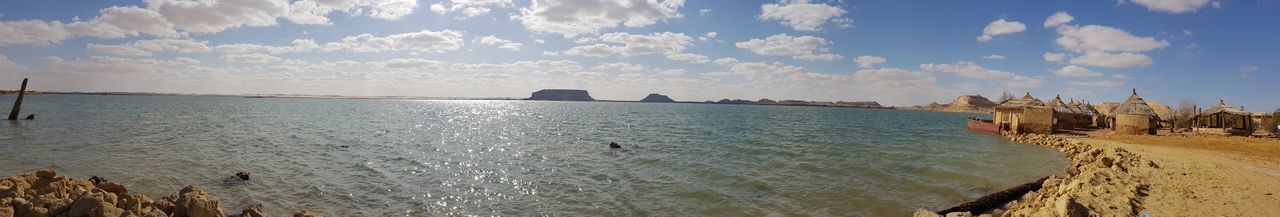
[922, 133, 1280, 217]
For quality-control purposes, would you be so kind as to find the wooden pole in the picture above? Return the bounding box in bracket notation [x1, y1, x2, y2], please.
[8, 78, 27, 120]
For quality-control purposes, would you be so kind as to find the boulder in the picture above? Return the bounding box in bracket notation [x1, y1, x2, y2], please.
[912, 208, 938, 217]
[174, 186, 224, 217]
[97, 182, 128, 194]
[638, 93, 676, 103]
[527, 89, 594, 101]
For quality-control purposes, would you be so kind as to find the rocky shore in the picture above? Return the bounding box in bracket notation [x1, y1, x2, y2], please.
[0, 170, 319, 217]
[917, 133, 1158, 217]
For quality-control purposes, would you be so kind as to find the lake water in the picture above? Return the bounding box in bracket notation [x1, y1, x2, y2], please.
[0, 94, 1067, 216]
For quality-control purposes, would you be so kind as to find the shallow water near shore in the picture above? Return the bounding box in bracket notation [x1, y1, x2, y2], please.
[0, 94, 1067, 216]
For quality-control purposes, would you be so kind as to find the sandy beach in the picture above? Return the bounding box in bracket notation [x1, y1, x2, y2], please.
[977, 133, 1280, 217]
[1069, 134, 1280, 216]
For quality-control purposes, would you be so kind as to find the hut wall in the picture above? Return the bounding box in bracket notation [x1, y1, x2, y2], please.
[1115, 114, 1156, 135]
[1019, 107, 1054, 134]
[1053, 112, 1077, 129]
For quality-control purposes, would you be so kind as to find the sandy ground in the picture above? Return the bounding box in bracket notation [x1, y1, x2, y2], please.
[1069, 134, 1280, 216]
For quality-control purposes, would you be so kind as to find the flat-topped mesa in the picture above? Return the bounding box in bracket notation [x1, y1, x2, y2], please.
[639, 93, 675, 103]
[528, 89, 594, 101]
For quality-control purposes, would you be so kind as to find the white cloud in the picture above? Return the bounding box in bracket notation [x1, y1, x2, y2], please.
[735, 33, 842, 61]
[851, 68, 937, 90]
[1068, 52, 1153, 68]
[146, 0, 289, 33]
[1112, 74, 1134, 80]
[698, 32, 718, 41]
[1067, 80, 1125, 88]
[794, 54, 844, 61]
[88, 38, 213, 56]
[564, 32, 693, 57]
[216, 39, 319, 54]
[759, 0, 848, 31]
[514, 0, 684, 38]
[1053, 65, 1103, 77]
[977, 19, 1026, 42]
[474, 35, 524, 51]
[832, 18, 854, 29]
[666, 53, 710, 63]
[1043, 52, 1066, 63]
[1240, 65, 1260, 76]
[0, 55, 18, 70]
[220, 53, 281, 63]
[854, 55, 886, 68]
[0, 6, 178, 46]
[323, 29, 465, 53]
[1124, 0, 1218, 13]
[699, 9, 712, 16]
[1240, 65, 1260, 72]
[919, 61, 1015, 80]
[982, 54, 1007, 60]
[1006, 75, 1045, 88]
[713, 57, 740, 66]
[288, 0, 420, 24]
[1055, 25, 1170, 53]
[430, 0, 512, 18]
[593, 62, 644, 73]
[1043, 12, 1073, 28]
[88, 44, 153, 56]
[655, 68, 685, 76]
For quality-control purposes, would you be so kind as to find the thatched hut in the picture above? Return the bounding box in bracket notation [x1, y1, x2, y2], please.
[1048, 95, 1082, 129]
[1147, 100, 1174, 128]
[1070, 100, 1105, 128]
[993, 93, 1053, 134]
[1110, 89, 1160, 135]
[1193, 99, 1254, 136]
[1095, 102, 1120, 128]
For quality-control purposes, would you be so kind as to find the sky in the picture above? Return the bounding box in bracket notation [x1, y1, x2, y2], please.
[0, 0, 1276, 110]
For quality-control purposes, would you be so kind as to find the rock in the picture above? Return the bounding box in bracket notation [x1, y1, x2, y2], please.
[235, 172, 251, 181]
[1066, 166, 1080, 176]
[240, 203, 266, 217]
[35, 170, 56, 179]
[293, 210, 323, 217]
[88, 176, 106, 185]
[912, 208, 939, 217]
[638, 93, 676, 103]
[174, 185, 224, 217]
[23, 114, 34, 120]
[0, 206, 12, 217]
[609, 142, 621, 149]
[945, 211, 973, 217]
[527, 89, 593, 101]
[1053, 196, 1088, 217]
[1100, 157, 1115, 168]
[97, 182, 128, 194]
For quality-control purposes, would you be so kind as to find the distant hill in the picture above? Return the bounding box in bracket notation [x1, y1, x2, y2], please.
[528, 89, 594, 101]
[639, 93, 675, 102]
[909, 95, 996, 114]
[0, 90, 42, 96]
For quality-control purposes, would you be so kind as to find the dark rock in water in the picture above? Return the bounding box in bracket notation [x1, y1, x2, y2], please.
[639, 93, 676, 103]
[609, 142, 621, 149]
[236, 171, 251, 180]
[24, 114, 34, 119]
[89, 175, 106, 185]
[528, 89, 594, 101]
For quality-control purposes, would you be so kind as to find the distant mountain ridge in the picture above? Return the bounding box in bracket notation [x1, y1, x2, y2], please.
[910, 95, 997, 114]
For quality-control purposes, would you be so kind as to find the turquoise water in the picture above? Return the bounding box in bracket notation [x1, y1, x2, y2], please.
[0, 95, 1066, 216]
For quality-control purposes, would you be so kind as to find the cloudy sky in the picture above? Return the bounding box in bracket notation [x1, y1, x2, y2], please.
[0, 0, 1276, 109]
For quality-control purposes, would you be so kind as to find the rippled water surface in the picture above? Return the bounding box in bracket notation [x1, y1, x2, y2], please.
[0, 95, 1067, 216]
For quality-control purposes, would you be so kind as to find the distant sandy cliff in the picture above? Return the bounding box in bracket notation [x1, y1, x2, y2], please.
[910, 95, 997, 114]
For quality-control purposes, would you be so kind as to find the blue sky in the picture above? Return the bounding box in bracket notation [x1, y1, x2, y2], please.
[0, 0, 1275, 110]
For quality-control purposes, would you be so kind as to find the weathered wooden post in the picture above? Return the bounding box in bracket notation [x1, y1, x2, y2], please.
[8, 78, 27, 120]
